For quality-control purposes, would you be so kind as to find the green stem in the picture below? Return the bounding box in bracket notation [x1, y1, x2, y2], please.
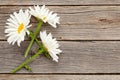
[29, 31, 51, 59]
[24, 20, 43, 57]
[11, 49, 44, 73]
[24, 65, 32, 72]
[29, 30, 42, 48]
[23, 31, 42, 71]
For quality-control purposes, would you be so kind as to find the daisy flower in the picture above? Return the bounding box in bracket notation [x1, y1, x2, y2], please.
[5, 9, 31, 46]
[40, 31, 62, 62]
[29, 5, 60, 28]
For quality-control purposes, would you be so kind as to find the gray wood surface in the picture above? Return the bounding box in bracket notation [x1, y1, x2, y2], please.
[1, 74, 120, 80]
[1, 0, 120, 78]
[1, 41, 120, 73]
[1, 0, 120, 5]
[2, 6, 120, 40]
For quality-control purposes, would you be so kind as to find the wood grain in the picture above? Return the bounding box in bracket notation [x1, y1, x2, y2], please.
[1, 41, 120, 73]
[1, 0, 120, 5]
[1, 74, 120, 80]
[2, 6, 120, 40]
[1, 0, 120, 76]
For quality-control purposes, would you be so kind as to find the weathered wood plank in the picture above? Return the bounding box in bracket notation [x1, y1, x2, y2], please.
[1, 0, 120, 5]
[1, 75, 120, 80]
[1, 6, 120, 40]
[1, 41, 120, 73]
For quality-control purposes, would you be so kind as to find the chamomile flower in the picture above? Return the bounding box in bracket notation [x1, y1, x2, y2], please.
[29, 5, 60, 28]
[40, 31, 62, 62]
[5, 9, 31, 46]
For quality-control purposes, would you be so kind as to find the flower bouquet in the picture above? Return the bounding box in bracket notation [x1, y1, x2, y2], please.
[5, 5, 62, 73]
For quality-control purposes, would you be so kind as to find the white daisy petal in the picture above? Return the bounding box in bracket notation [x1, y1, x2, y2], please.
[5, 9, 31, 46]
[6, 23, 17, 28]
[49, 51, 59, 62]
[7, 18, 18, 26]
[40, 31, 62, 62]
[29, 5, 60, 28]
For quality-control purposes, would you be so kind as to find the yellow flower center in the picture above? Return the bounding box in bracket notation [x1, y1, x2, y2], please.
[43, 16, 47, 21]
[18, 23, 24, 34]
[43, 44, 49, 53]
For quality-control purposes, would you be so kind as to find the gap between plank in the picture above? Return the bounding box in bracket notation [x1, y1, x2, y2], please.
[1, 73, 120, 75]
[1, 4, 120, 6]
[3, 39, 120, 42]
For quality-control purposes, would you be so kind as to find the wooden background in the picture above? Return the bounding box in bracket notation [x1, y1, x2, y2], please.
[1, 0, 120, 79]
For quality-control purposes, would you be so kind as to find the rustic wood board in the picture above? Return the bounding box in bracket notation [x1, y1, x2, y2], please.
[1, 74, 120, 80]
[1, 0, 120, 79]
[1, 41, 120, 73]
[1, 0, 120, 5]
[2, 6, 120, 40]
